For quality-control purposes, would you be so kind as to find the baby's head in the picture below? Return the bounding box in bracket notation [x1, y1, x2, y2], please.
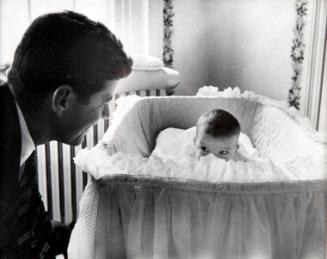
[194, 109, 240, 161]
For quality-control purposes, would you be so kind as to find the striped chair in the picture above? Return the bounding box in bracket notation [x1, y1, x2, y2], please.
[36, 88, 173, 224]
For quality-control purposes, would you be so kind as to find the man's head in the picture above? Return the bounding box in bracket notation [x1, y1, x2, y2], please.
[8, 11, 132, 145]
[194, 109, 241, 161]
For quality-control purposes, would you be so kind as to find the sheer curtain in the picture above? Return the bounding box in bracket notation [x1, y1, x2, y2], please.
[0, 0, 163, 65]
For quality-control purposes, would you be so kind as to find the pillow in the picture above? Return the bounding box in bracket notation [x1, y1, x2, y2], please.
[131, 55, 164, 71]
[115, 55, 181, 94]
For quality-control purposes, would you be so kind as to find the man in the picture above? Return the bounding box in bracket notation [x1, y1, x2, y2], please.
[0, 11, 132, 258]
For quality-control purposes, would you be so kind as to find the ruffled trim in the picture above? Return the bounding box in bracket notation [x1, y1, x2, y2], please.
[74, 145, 326, 184]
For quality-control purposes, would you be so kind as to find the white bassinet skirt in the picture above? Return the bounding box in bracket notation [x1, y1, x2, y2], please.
[68, 88, 327, 259]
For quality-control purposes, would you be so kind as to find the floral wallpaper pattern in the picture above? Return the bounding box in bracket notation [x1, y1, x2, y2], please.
[288, 0, 308, 109]
[163, 0, 174, 68]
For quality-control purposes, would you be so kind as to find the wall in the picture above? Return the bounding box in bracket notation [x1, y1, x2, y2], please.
[207, 0, 294, 101]
[173, 0, 295, 101]
[173, 0, 209, 95]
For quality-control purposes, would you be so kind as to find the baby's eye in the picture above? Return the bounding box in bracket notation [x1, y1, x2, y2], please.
[200, 146, 208, 152]
[219, 150, 229, 155]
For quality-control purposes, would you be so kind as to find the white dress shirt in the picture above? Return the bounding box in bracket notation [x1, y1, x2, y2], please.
[15, 102, 35, 167]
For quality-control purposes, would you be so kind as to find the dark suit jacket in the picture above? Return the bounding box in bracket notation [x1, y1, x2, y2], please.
[0, 82, 70, 258]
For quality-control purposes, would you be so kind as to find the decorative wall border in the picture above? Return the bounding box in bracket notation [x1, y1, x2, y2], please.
[288, 0, 309, 109]
[163, 0, 174, 67]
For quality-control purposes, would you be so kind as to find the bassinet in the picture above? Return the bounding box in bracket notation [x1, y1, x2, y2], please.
[68, 88, 327, 259]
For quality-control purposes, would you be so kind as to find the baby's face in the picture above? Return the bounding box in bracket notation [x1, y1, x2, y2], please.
[194, 129, 239, 161]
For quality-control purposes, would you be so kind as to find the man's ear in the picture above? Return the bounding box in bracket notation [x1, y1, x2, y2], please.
[52, 85, 74, 116]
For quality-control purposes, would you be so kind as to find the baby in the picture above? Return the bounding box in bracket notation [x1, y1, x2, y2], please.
[152, 109, 258, 162]
[194, 109, 240, 161]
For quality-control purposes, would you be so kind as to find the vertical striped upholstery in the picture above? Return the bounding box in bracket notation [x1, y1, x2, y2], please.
[36, 89, 170, 223]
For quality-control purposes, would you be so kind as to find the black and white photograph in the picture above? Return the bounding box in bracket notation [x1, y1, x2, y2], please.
[0, 0, 326, 258]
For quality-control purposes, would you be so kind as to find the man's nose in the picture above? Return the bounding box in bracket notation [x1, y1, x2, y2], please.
[101, 103, 110, 119]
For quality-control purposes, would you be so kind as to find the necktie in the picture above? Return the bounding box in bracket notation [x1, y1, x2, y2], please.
[2, 152, 53, 258]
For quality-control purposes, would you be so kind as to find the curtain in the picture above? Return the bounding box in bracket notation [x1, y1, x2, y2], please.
[0, 0, 163, 65]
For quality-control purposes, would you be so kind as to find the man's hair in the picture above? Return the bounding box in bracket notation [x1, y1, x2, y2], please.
[196, 109, 241, 138]
[8, 11, 132, 102]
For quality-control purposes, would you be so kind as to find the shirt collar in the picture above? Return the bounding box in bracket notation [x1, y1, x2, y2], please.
[15, 102, 36, 166]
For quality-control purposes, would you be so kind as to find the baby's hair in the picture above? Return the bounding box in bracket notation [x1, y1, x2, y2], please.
[196, 109, 240, 138]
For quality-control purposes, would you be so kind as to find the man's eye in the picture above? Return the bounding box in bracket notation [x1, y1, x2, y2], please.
[200, 146, 208, 152]
[219, 150, 229, 155]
